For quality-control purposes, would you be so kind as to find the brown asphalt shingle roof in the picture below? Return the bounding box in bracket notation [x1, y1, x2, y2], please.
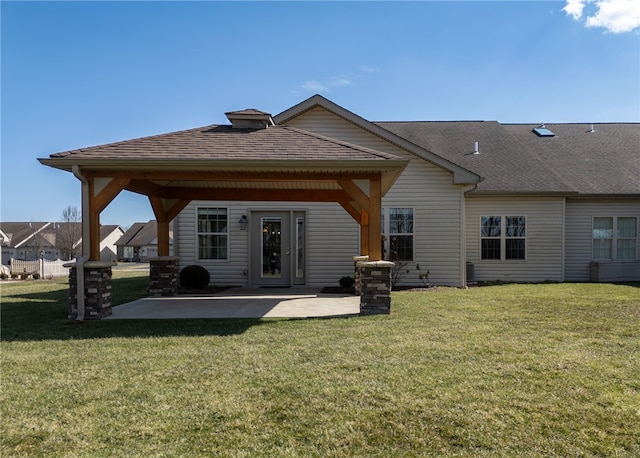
[0, 222, 49, 247]
[376, 121, 640, 195]
[49, 125, 404, 162]
[116, 221, 172, 247]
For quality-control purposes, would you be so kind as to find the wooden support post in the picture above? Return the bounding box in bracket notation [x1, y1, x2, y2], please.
[87, 178, 101, 261]
[86, 177, 130, 261]
[368, 174, 382, 261]
[360, 209, 369, 256]
[149, 197, 190, 257]
[157, 221, 170, 256]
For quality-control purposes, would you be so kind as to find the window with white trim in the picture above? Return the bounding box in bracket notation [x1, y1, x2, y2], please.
[481, 216, 526, 260]
[382, 208, 414, 261]
[197, 207, 228, 260]
[592, 217, 637, 261]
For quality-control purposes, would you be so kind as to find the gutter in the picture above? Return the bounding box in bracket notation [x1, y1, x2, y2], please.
[71, 165, 89, 321]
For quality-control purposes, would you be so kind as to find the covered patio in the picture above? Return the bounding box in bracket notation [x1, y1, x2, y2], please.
[107, 287, 360, 319]
[39, 109, 408, 319]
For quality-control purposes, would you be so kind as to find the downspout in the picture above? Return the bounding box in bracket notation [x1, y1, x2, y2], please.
[72, 165, 89, 321]
[461, 184, 478, 288]
[460, 186, 467, 288]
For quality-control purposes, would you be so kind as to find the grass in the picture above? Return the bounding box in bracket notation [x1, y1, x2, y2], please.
[1, 274, 639, 457]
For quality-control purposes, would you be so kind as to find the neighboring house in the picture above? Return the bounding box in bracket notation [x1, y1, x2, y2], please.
[38, 95, 639, 286]
[98, 225, 126, 262]
[0, 222, 124, 264]
[116, 220, 173, 262]
[0, 222, 57, 264]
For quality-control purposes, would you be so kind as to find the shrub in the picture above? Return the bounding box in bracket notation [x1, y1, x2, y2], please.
[0, 272, 8, 280]
[20, 273, 30, 280]
[179, 265, 211, 290]
[10, 273, 18, 279]
[32, 272, 41, 280]
[339, 276, 355, 288]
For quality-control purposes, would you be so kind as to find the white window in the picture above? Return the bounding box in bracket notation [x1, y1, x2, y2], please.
[481, 216, 526, 260]
[382, 208, 414, 261]
[197, 208, 228, 260]
[592, 217, 637, 261]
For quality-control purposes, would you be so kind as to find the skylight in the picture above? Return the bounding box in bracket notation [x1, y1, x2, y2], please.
[532, 127, 555, 137]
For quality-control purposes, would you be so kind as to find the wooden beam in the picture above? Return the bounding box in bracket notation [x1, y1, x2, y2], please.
[148, 197, 189, 222]
[337, 179, 370, 211]
[94, 178, 130, 213]
[83, 170, 376, 181]
[338, 199, 361, 223]
[155, 187, 350, 203]
[163, 199, 190, 222]
[368, 174, 382, 261]
[126, 180, 168, 198]
[149, 198, 190, 257]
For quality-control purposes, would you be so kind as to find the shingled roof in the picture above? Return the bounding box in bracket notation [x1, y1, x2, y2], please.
[44, 124, 405, 169]
[116, 220, 170, 247]
[376, 121, 640, 196]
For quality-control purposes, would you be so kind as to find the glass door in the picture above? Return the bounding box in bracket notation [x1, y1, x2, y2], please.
[261, 217, 283, 279]
[251, 212, 291, 287]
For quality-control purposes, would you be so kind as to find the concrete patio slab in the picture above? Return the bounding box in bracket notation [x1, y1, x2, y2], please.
[106, 288, 360, 319]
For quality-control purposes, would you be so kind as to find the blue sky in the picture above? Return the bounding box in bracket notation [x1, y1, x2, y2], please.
[2, 1, 639, 228]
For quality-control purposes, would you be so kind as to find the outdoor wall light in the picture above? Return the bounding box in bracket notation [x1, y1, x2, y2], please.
[238, 215, 248, 231]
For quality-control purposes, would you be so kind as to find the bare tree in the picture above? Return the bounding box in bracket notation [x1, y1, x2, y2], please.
[58, 206, 82, 260]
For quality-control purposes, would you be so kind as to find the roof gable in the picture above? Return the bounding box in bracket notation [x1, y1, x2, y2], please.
[116, 221, 171, 247]
[0, 222, 51, 248]
[274, 94, 481, 185]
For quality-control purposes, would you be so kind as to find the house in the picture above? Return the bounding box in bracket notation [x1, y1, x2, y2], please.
[0, 221, 124, 264]
[38, 95, 639, 291]
[98, 225, 126, 262]
[116, 220, 173, 262]
[0, 222, 57, 264]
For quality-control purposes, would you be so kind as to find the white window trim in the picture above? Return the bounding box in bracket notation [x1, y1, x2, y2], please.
[480, 215, 527, 261]
[591, 216, 638, 261]
[196, 206, 229, 262]
[382, 207, 415, 262]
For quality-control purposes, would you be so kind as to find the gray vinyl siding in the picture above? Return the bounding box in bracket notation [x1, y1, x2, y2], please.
[305, 203, 360, 285]
[465, 196, 565, 283]
[285, 106, 466, 286]
[176, 201, 359, 287]
[564, 198, 640, 281]
[176, 203, 250, 286]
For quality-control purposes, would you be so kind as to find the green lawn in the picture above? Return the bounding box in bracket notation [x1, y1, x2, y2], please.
[2, 274, 639, 457]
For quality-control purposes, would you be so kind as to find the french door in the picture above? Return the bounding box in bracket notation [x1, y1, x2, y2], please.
[250, 211, 305, 286]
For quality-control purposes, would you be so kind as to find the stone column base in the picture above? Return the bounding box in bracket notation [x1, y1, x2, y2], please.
[352, 255, 370, 296]
[359, 260, 395, 315]
[149, 256, 179, 297]
[67, 262, 114, 320]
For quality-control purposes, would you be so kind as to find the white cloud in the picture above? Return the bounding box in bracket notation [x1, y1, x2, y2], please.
[563, 0, 640, 33]
[585, 0, 640, 33]
[359, 66, 379, 74]
[302, 80, 329, 92]
[301, 76, 351, 94]
[329, 76, 352, 88]
[563, 0, 585, 20]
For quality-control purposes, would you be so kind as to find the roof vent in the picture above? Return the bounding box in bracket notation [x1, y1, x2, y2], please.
[473, 141, 480, 155]
[588, 124, 595, 133]
[225, 109, 274, 130]
[532, 123, 555, 137]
